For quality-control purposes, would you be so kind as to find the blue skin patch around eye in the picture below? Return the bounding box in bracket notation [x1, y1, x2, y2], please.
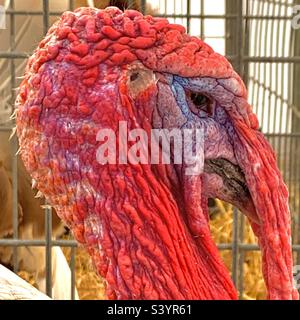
[174, 76, 218, 93]
[172, 80, 192, 120]
[172, 76, 216, 122]
[173, 76, 238, 124]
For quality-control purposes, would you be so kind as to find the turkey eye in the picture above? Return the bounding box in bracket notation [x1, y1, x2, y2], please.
[188, 92, 213, 116]
[190, 93, 209, 108]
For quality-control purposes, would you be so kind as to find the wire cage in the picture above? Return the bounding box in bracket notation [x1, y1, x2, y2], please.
[0, 0, 299, 300]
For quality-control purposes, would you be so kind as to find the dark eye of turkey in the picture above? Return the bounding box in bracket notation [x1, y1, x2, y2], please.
[191, 93, 209, 108]
[189, 92, 212, 116]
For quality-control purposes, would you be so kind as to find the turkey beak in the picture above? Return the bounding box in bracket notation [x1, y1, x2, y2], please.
[203, 158, 259, 224]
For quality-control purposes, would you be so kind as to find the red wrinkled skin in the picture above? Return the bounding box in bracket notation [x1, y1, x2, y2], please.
[16, 7, 298, 300]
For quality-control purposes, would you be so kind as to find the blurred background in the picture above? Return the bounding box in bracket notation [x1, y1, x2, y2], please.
[0, 0, 299, 300]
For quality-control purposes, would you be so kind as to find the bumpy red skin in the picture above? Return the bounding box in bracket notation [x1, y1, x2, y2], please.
[16, 7, 298, 300]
